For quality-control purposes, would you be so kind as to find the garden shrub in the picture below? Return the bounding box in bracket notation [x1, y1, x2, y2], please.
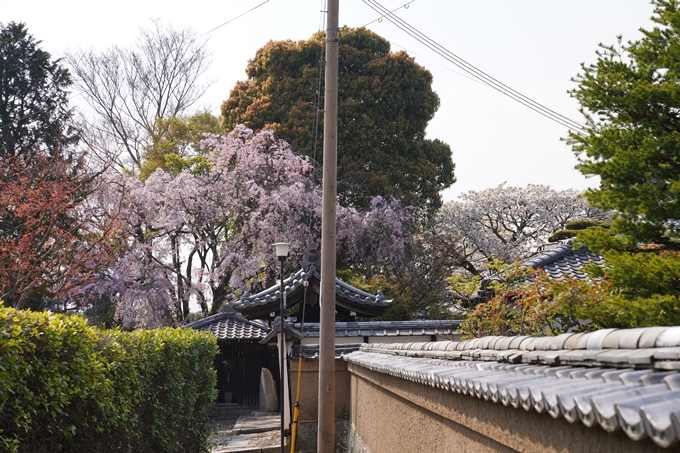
[457, 273, 610, 339]
[122, 329, 218, 453]
[457, 270, 680, 340]
[0, 304, 217, 453]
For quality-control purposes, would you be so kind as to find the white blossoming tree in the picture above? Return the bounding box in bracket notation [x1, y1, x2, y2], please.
[436, 184, 608, 277]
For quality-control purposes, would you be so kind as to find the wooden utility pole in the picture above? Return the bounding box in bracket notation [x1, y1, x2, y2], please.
[318, 1, 339, 452]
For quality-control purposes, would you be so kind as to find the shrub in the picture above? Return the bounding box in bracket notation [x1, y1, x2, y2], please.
[122, 329, 218, 453]
[457, 270, 680, 340]
[0, 304, 217, 453]
[457, 273, 610, 339]
[547, 219, 610, 242]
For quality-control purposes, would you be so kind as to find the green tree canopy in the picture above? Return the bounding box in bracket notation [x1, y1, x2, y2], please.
[0, 22, 78, 159]
[222, 27, 455, 215]
[568, 0, 680, 249]
[139, 111, 224, 179]
[569, 0, 680, 319]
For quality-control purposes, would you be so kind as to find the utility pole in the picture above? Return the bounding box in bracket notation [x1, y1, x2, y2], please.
[318, 1, 339, 452]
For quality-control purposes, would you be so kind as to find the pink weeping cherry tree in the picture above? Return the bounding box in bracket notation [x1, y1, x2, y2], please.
[78, 126, 412, 328]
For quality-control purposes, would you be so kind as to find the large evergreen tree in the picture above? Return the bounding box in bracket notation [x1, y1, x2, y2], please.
[569, 0, 680, 248]
[0, 23, 118, 310]
[568, 0, 680, 321]
[0, 22, 78, 158]
[222, 27, 455, 215]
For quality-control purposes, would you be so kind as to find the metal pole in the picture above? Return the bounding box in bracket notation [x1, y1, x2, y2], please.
[290, 353, 303, 452]
[280, 258, 286, 453]
[291, 284, 307, 453]
[318, 1, 339, 452]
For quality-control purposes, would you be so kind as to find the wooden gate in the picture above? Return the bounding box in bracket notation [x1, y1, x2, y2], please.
[215, 339, 279, 407]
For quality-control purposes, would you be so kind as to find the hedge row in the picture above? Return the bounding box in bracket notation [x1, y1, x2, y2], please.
[0, 305, 218, 453]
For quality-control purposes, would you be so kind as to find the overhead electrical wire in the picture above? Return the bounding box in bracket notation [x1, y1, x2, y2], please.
[304, 0, 327, 237]
[198, 0, 270, 38]
[388, 40, 491, 88]
[362, 0, 416, 28]
[362, 0, 587, 134]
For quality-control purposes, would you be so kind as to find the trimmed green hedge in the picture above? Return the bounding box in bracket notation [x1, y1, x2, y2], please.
[0, 305, 217, 453]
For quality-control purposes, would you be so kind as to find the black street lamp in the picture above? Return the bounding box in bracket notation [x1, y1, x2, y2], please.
[273, 242, 290, 453]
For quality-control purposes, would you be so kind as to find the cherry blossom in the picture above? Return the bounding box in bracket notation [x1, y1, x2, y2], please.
[80, 126, 411, 327]
[436, 184, 608, 276]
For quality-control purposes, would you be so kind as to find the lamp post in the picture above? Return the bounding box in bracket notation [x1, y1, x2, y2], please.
[273, 242, 290, 453]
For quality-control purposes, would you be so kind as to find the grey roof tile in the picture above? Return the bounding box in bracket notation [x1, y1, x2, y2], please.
[664, 374, 680, 390]
[515, 241, 606, 282]
[639, 399, 680, 448]
[524, 338, 540, 351]
[596, 349, 638, 365]
[294, 320, 459, 339]
[548, 333, 573, 350]
[184, 310, 269, 340]
[626, 349, 657, 365]
[586, 328, 617, 349]
[656, 361, 680, 371]
[574, 332, 593, 350]
[639, 327, 669, 348]
[292, 343, 361, 360]
[348, 326, 680, 448]
[563, 332, 585, 349]
[656, 327, 680, 347]
[509, 336, 530, 349]
[234, 267, 394, 313]
[618, 327, 648, 349]
[602, 330, 629, 349]
[496, 336, 515, 350]
[654, 347, 680, 360]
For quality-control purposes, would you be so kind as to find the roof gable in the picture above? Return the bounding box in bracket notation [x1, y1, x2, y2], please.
[233, 265, 393, 319]
[522, 240, 604, 281]
[184, 307, 270, 340]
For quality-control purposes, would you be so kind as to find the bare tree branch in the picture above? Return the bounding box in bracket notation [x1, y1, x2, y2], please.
[67, 20, 212, 170]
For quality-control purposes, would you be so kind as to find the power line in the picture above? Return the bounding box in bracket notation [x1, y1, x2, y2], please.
[362, 0, 416, 28]
[362, 0, 586, 133]
[311, 0, 327, 173]
[387, 40, 490, 89]
[1, 2, 270, 133]
[361, 1, 486, 87]
[198, 1, 270, 38]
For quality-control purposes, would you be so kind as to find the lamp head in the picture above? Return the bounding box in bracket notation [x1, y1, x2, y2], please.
[273, 242, 291, 261]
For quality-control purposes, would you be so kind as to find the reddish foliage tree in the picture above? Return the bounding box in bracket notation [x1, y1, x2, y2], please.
[0, 156, 119, 309]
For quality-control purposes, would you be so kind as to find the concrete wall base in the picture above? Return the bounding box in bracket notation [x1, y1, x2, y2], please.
[346, 423, 370, 453]
[348, 363, 667, 453]
[295, 420, 348, 453]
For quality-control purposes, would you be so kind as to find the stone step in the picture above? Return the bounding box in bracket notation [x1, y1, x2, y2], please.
[213, 431, 288, 453]
[233, 415, 282, 434]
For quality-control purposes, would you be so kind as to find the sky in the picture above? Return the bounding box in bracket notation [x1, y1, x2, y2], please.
[0, 0, 658, 201]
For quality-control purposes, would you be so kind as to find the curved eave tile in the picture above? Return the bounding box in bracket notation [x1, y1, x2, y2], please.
[346, 350, 680, 448]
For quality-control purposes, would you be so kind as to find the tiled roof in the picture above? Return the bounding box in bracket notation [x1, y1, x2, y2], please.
[297, 320, 460, 339]
[233, 266, 393, 313]
[184, 309, 270, 340]
[292, 343, 363, 360]
[522, 240, 605, 281]
[258, 318, 303, 344]
[345, 326, 680, 448]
